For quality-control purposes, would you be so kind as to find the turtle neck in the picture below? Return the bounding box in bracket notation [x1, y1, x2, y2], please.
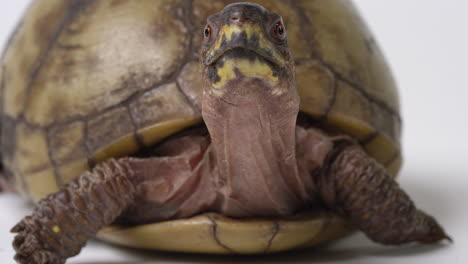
[201, 77, 313, 217]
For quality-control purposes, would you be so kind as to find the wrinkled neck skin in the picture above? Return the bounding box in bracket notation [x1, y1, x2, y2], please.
[202, 74, 307, 216]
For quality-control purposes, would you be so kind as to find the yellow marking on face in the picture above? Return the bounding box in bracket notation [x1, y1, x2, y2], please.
[209, 24, 284, 66]
[237, 59, 278, 82]
[52, 225, 61, 233]
[213, 60, 236, 89]
[213, 57, 279, 90]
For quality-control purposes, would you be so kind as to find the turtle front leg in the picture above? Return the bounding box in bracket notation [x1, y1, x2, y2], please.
[11, 158, 139, 264]
[318, 143, 451, 245]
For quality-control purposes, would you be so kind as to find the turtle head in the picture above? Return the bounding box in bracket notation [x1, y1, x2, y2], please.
[200, 3, 297, 104]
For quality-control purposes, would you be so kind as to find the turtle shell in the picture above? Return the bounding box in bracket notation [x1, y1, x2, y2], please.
[0, 0, 401, 254]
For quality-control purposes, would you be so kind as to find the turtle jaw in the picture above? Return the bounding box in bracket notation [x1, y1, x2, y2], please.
[202, 21, 289, 93]
[201, 25, 294, 99]
[204, 23, 286, 68]
[204, 47, 287, 97]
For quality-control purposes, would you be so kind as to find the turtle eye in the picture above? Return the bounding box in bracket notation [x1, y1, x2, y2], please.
[273, 21, 286, 41]
[204, 25, 212, 39]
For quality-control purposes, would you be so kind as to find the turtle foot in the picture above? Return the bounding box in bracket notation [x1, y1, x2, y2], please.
[12, 224, 64, 264]
[323, 144, 452, 245]
[419, 214, 452, 244]
[10, 158, 138, 264]
[14, 248, 64, 264]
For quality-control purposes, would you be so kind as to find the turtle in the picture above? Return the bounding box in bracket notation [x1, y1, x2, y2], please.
[0, 1, 450, 264]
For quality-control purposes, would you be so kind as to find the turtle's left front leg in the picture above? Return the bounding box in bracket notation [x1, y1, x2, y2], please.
[317, 143, 451, 245]
[11, 134, 211, 264]
[11, 158, 139, 264]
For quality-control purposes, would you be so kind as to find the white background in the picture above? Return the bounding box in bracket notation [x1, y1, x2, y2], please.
[0, 1, 467, 263]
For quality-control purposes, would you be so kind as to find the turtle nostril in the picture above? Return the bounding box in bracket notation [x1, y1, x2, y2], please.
[230, 11, 241, 23]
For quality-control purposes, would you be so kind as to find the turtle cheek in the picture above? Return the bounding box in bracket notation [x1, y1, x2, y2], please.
[207, 66, 221, 83]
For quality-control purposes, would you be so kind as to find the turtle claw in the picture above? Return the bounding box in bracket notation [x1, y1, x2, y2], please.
[12, 230, 62, 264]
[11, 219, 28, 233]
[419, 216, 452, 244]
[15, 250, 64, 264]
[420, 229, 453, 244]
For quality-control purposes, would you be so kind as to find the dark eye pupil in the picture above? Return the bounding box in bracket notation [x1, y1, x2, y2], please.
[204, 28, 210, 38]
[277, 25, 284, 36]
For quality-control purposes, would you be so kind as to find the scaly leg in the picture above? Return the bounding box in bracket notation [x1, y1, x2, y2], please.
[11, 158, 139, 264]
[11, 134, 211, 264]
[318, 143, 451, 244]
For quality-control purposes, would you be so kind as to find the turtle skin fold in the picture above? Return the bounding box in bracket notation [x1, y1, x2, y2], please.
[319, 144, 451, 245]
[10, 141, 450, 264]
[11, 159, 137, 264]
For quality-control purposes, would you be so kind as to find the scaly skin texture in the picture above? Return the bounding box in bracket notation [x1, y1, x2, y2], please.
[320, 144, 451, 244]
[11, 159, 137, 264]
[11, 139, 451, 264]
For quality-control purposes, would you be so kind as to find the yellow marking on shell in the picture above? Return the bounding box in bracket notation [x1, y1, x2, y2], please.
[213, 57, 279, 91]
[209, 24, 284, 66]
[52, 225, 61, 233]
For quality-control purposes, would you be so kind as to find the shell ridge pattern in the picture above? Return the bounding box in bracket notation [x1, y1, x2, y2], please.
[125, 106, 146, 150]
[319, 58, 401, 122]
[171, 0, 201, 112]
[290, 1, 400, 123]
[287, 2, 354, 124]
[383, 150, 400, 167]
[206, 215, 236, 253]
[46, 126, 65, 187]
[264, 221, 280, 253]
[3, 0, 98, 193]
[319, 66, 338, 122]
[21, 0, 96, 123]
[79, 0, 196, 175]
[16, 1, 195, 132]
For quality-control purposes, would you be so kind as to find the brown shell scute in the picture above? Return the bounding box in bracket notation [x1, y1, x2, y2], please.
[177, 61, 203, 110]
[24, 0, 191, 126]
[295, 60, 336, 120]
[2, 0, 72, 119]
[129, 83, 197, 129]
[298, 0, 399, 113]
[291, 0, 401, 172]
[49, 122, 87, 166]
[1, 0, 203, 199]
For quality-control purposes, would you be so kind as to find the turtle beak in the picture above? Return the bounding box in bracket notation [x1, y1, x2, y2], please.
[204, 23, 285, 68]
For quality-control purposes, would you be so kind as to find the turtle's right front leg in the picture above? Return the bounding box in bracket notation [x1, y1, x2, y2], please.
[318, 143, 451, 245]
[11, 158, 139, 264]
